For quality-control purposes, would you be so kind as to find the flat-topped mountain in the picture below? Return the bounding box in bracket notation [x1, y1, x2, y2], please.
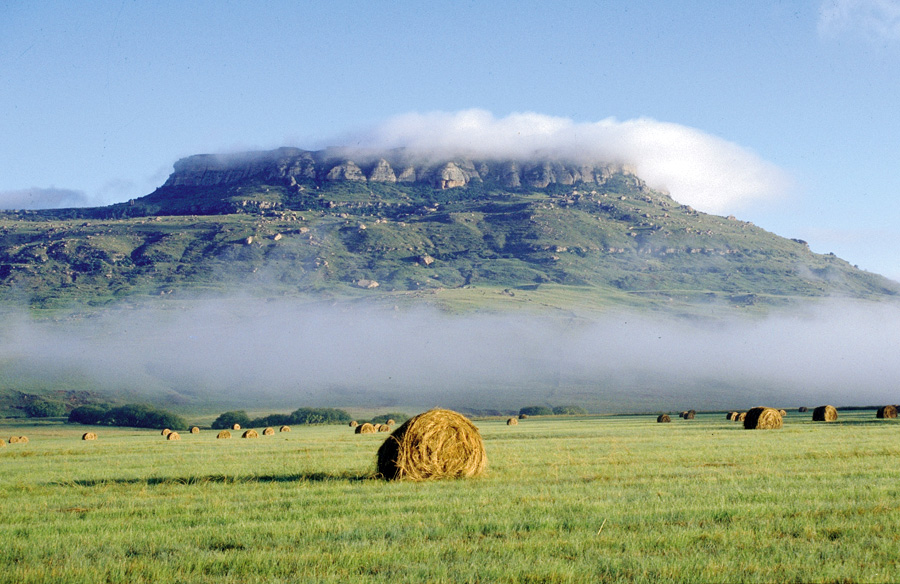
[1, 147, 897, 311]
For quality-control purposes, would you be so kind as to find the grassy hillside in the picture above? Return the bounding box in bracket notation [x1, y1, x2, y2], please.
[1, 171, 897, 313]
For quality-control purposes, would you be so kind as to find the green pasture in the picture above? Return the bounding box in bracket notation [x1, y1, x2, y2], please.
[1, 411, 899, 583]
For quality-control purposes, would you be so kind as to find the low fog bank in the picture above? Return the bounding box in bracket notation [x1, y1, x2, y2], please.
[2, 298, 899, 413]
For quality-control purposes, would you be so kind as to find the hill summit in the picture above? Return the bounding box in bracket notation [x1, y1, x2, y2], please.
[1, 147, 897, 311]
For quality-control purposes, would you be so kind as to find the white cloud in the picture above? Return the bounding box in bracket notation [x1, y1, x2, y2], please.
[0, 187, 90, 210]
[819, 0, 900, 40]
[344, 109, 791, 214]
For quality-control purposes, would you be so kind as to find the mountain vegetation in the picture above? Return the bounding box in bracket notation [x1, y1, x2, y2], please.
[1, 147, 897, 314]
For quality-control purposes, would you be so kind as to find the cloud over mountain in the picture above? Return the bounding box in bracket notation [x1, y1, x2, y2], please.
[339, 109, 791, 214]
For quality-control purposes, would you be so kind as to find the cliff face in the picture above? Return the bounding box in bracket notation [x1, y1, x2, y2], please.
[162, 147, 639, 191]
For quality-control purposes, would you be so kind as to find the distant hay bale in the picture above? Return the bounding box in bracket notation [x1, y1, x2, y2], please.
[685, 410, 696, 419]
[376, 408, 487, 481]
[0, 439, 4, 447]
[743, 407, 783, 430]
[166, 432, 180, 441]
[378, 424, 391, 432]
[242, 429, 259, 438]
[349, 420, 359, 428]
[679, 411, 688, 418]
[519, 414, 528, 419]
[161, 428, 171, 437]
[386, 419, 395, 426]
[279, 425, 291, 432]
[798, 406, 808, 413]
[263, 427, 275, 435]
[8, 436, 20, 444]
[812, 405, 838, 422]
[355, 423, 376, 434]
[232, 424, 241, 430]
[778, 409, 788, 417]
[11, 436, 28, 444]
[726, 411, 738, 421]
[657, 414, 671, 423]
[876, 405, 897, 419]
[81, 432, 97, 441]
[216, 430, 231, 439]
[372, 423, 383, 432]
[738, 412, 747, 421]
[507, 417, 519, 425]
[190, 426, 200, 434]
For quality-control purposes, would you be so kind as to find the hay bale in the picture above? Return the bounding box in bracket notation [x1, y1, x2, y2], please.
[0, 439, 4, 447]
[263, 427, 275, 436]
[81, 432, 97, 441]
[725, 411, 739, 421]
[190, 426, 200, 434]
[232, 423, 241, 430]
[376, 408, 487, 481]
[679, 411, 688, 418]
[876, 405, 897, 419]
[743, 407, 783, 430]
[216, 430, 231, 439]
[167, 432, 180, 441]
[657, 414, 671, 423]
[161, 428, 172, 437]
[279, 425, 291, 432]
[684, 410, 696, 420]
[349, 420, 359, 428]
[738, 412, 747, 421]
[386, 419, 395, 426]
[778, 409, 788, 417]
[355, 422, 376, 434]
[507, 417, 519, 425]
[372, 423, 383, 432]
[378, 424, 391, 432]
[798, 406, 808, 413]
[17, 436, 28, 444]
[812, 405, 838, 422]
[242, 429, 259, 438]
[519, 413, 528, 419]
[8, 436, 20, 444]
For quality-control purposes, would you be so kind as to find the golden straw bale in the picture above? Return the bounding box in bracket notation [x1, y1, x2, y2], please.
[876, 405, 897, 419]
[738, 412, 747, 421]
[17, 436, 28, 443]
[657, 414, 671, 423]
[372, 423, 383, 432]
[778, 409, 788, 417]
[81, 432, 97, 441]
[279, 425, 291, 432]
[518, 414, 528, 419]
[743, 407, 783, 430]
[355, 423, 376, 434]
[0, 439, 5, 447]
[386, 419, 396, 426]
[349, 420, 359, 428]
[216, 430, 231, 439]
[232, 424, 241, 430]
[725, 412, 738, 421]
[376, 408, 487, 481]
[684, 410, 696, 420]
[8, 436, 20, 444]
[507, 417, 519, 425]
[167, 432, 180, 440]
[161, 428, 172, 437]
[263, 427, 275, 435]
[812, 405, 838, 422]
[190, 426, 200, 434]
[242, 429, 259, 438]
[378, 424, 391, 432]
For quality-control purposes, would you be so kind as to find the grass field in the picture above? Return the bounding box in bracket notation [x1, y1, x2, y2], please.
[1, 411, 899, 583]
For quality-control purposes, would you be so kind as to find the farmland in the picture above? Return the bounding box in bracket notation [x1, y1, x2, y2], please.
[1, 411, 899, 583]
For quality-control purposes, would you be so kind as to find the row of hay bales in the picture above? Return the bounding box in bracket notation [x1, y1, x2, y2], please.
[5, 435, 29, 444]
[351, 420, 395, 434]
[215, 426, 291, 439]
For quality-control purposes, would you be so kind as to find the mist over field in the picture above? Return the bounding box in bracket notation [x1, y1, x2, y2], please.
[2, 297, 898, 413]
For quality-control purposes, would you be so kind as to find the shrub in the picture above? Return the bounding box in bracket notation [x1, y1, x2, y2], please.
[211, 410, 252, 430]
[68, 405, 110, 425]
[551, 405, 588, 416]
[289, 407, 351, 425]
[24, 397, 67, 418]
[99, 404, 186, 430]
[370, 413, 408, 425]
[248, 413, 292, 427]
[519, 406, 553, 417]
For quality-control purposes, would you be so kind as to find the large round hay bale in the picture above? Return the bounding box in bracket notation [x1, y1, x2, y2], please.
[279, 425, 291, 432]
[743, 407, 783, 430]
[378, 424, 391, 432]
[657, 414, 671, 423]
[166, 431, 180, 441]
[355, 423, 376, 434]
[349, 420, 359, 428]
[376, 408, 487, 481]
[8, 436, 21, 444]
[161, 428, 172, 437]
[262, 427, 275, 436]
[812, 405, 838, 422]
[232, 423, 241, 430]
[507, 417, 519, 425]
[216, 430, 231, 439]
[81, 432, 97, 441]
[190, 426, 200, 434]
[876, 405, 897, 419]
[386, 419, 396, 426]
[738, 412, 747, 421]
[798, 406, 808, 413]
[242, 429, 259, 438]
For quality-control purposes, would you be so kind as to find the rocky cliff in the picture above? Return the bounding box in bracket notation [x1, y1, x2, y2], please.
[163, 147, 641, 191]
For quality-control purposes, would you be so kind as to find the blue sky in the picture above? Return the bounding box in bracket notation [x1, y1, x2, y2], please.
[3, 0, 900, 278]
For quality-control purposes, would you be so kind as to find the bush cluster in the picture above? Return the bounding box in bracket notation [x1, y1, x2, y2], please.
[68, 403, 186, 430]
[212, 407, 352, 429]
[24, 397, 67, 418]
[519, 405, 589, 416]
